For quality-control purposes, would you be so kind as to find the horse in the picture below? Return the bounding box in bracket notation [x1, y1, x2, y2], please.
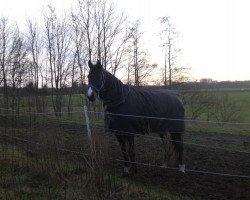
[86, 60, 185, 176]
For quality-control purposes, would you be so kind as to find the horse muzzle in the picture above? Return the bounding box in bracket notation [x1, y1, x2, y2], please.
[87, 86, 97, 101]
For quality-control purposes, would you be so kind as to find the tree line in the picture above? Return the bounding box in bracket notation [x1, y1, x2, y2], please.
[0, 0, 185, 115]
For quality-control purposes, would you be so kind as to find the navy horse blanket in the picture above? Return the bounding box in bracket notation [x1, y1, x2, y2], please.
[104, 84, 185, 135]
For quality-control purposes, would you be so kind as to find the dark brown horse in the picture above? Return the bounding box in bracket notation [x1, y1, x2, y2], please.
[87, 60, 185, 176]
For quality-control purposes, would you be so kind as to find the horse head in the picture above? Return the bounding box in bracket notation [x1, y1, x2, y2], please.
[87, 60, 105, 101]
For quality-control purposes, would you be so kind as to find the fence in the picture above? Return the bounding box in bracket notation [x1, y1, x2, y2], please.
[0, 107, 250, 199]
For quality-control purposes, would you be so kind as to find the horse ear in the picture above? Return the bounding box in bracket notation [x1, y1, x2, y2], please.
[88, 60, 93, 68]
[96, 60, 102, 69]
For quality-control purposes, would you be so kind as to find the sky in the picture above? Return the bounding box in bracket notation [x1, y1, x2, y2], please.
[0, 0, 250, 81]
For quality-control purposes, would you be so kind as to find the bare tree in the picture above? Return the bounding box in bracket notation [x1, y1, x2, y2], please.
[0, 17, 12, 112]
[75, 0, 130, 74]
[0, 18, 30, 113]
[96, 0, 129, 72]
[210, 93, 243, 123]
[26, 19, 45, 112]
[9, 27, 28, 112]
[181, 90, 216, 120]
[68, 13, 85, 113]
[159, 16, 183, 87]
[70, 12, 88, 86]
[128, 20, 156, 87]
[43, 5, 72, 117]
[109, 28, 131, 76]
[77, 0, 95, 61]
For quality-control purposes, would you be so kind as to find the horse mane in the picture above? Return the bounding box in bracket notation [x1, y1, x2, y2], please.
[103, 71, 130, 108]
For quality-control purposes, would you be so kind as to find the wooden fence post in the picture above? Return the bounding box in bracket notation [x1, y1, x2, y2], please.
[84, 105, 95, 172]
[83, 105, 91, 141]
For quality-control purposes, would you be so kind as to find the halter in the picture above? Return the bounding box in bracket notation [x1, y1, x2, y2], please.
[88, 70, 106, 99]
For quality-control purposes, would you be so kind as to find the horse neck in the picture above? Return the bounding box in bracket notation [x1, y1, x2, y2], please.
[105, 71, 124, 92]
[103, 71, 125, 106]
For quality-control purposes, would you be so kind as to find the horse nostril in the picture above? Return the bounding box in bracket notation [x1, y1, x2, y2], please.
[87, 87, 97, 101]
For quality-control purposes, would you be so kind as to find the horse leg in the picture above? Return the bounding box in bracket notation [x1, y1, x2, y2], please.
[160, 132, 171, 167]
[128, 136, 137, 174]
[170, 132, 185, 173]
[116, 135, 130, 176]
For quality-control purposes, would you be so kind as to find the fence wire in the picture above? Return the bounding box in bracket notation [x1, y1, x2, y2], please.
[1, 132, 250, 179]
[1, 107, 250, 126]
[0, 106, 250, 199]
[92, 125, 250, 154]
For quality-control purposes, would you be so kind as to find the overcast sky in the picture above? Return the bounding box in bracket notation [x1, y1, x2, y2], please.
[0, 0, 250, 81]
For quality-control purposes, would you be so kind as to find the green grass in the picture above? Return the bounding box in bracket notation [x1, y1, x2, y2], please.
[227, 91, 250, 121]
[0, 143, 191, 200]
[182, 90, 250, 122]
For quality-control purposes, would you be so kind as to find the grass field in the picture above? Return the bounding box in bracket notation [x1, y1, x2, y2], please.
[0, 116, 192, 200]
[227, 91, 250, 120]
[0, 89, 250, 199]
[2, 90, 250, 121]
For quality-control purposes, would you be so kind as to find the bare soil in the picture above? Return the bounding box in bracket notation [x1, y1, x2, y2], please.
[106, 130, 250, 200]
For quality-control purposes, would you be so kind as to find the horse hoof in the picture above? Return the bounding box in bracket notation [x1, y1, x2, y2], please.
[162, 162, 168, 168]
[179, 164, 185, 173]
